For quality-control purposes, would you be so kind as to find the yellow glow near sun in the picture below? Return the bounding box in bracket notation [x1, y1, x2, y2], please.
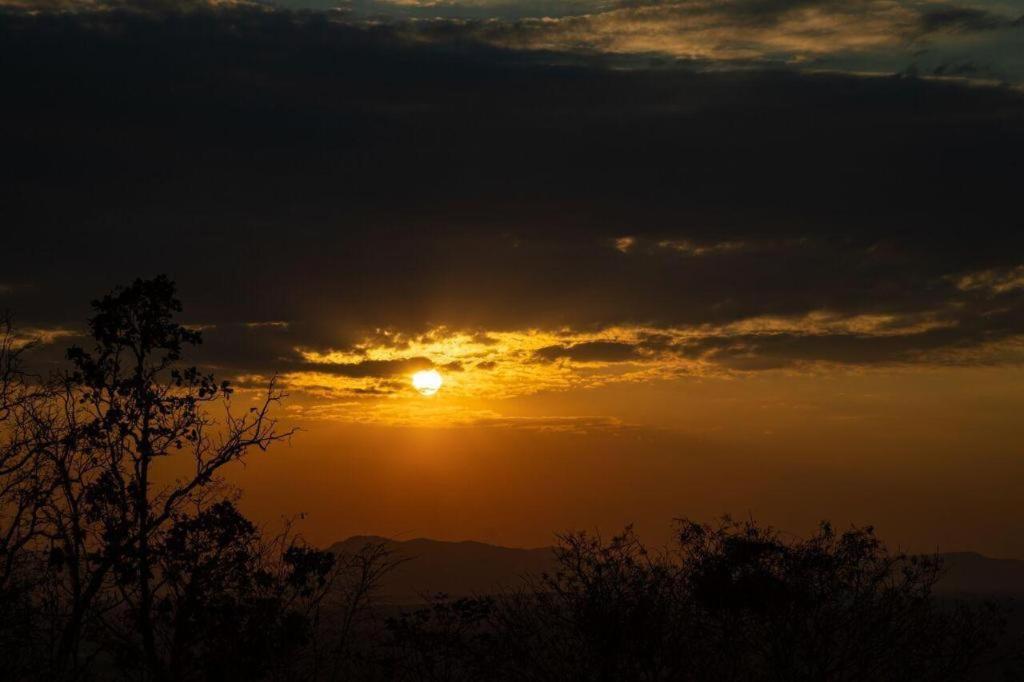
[412, 369, 443, 396]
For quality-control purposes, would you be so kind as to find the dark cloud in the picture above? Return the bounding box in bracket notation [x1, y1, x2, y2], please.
[300, 357, 434, 378]
[613, 0, 833, 26]
[2, 5, 1023, 376]
[470, 332, 500, 346]
[931, 60, 986, 77]
[534, 341, 644, 363]
[315, 0, 603, 20]
[349, 385, 397, 394]
[917, 6, 1007, 34]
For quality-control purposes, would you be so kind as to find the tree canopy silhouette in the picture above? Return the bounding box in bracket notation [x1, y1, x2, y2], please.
[0, 277, 360, 680]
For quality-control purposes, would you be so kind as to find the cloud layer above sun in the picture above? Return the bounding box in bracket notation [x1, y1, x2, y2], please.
[2, 3, 1023, 426]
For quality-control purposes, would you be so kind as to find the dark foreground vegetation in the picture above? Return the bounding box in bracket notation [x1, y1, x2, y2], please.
[1, 278, 1021, 681]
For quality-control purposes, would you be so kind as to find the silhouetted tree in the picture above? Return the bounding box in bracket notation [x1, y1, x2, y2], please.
[145, 500, 341, 681]
[0, 315, 54, 679]
[313, 540, 406, 682]
[386, 595, 499, 682]
[673, 518, 1004, 681]
[37, 276, 294, 680]
[0, 279, 409, 682]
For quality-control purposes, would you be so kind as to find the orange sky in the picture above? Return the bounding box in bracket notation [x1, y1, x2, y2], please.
[224, 361, 1024, 558]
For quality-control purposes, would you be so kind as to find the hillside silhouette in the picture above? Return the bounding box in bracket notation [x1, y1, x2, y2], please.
[934, 552, 1024, 596]
[329, 536, 557, 601]
[330, 536, 1024, 601]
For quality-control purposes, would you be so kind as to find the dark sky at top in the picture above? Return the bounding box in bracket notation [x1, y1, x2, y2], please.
[3, 4, 1023, 376]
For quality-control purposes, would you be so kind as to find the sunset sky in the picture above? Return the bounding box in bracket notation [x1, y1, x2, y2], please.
[3, 0, 1024, 557]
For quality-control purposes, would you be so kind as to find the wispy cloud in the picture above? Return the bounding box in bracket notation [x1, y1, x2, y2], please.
[245, 320, 291, 329]
[390, 0, 1024, 81]
[7, 326, 78, 349]
[957, 264, 1024, 295]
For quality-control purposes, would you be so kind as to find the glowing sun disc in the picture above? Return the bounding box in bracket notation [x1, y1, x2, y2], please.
[412, 369, 443, 396]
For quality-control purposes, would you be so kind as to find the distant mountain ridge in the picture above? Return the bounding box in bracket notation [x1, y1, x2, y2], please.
[328, 536, 557, 601]
[934, 551, 1024, 596]
[329, 536, 1024, 602]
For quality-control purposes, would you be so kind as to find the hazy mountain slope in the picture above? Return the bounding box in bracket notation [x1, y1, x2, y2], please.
[329, 537, 1024, 601]
[936, 552, 1024, 595]
[328, 536, 557, 601]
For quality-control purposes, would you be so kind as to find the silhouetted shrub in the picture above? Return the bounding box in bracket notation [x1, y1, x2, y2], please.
[385, 520, 1010, 682]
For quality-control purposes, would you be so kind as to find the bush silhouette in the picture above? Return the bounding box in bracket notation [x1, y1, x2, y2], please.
[386, 520, 1011, 682]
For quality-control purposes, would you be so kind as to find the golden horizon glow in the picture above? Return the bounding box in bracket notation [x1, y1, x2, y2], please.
[224, 307, 1024, 427]
[412, 369, 443, 396]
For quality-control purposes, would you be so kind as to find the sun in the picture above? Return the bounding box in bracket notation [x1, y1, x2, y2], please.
[412, 369, 443, 396]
